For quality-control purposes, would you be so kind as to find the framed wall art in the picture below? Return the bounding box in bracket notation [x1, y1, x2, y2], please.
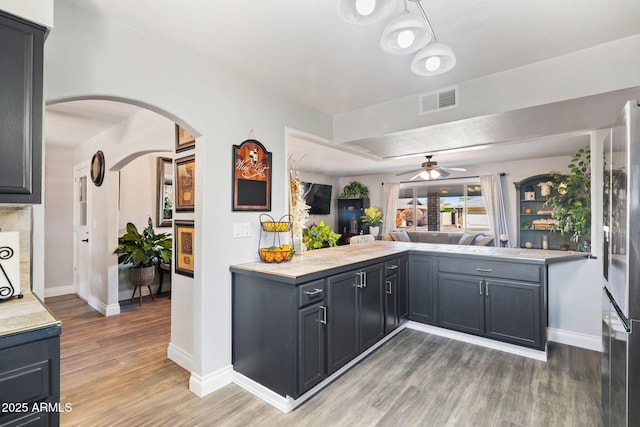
[175, 154, 195, 212]
[175, 124, 195, 152]
[232, 139, 271, 211]
[174, 220, 194, 277]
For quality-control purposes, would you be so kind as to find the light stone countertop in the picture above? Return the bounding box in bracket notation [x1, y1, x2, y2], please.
[0, 291, 61, 338]
[230, 240, 588, 280]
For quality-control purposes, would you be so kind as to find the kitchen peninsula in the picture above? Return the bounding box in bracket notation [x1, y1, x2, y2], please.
[0, 292, 61, 426]
[230, 241, 586, 412]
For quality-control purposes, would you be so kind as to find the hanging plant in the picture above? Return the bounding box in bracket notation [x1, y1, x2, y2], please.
[340, 181, 369, 198]
[546, 147, 591, 249]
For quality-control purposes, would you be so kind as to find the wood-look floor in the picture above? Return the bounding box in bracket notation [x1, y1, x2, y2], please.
[45, 294, 603, 426]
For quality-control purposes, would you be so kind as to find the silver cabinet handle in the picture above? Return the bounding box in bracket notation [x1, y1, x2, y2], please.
[479, 280, 483, 295]
[486, 282, 490, 297]
[476, 268, 492, 273]
[386, 264, 398, 270]
[363, 272, 367, 288]
[354, 272, 362, 288]
[320, 306, 327, 324]
[305, 288, 323, 296]
[386, 280, 392, 294]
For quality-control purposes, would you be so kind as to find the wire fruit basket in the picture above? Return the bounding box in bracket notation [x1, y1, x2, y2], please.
[258, 214, 295, 263]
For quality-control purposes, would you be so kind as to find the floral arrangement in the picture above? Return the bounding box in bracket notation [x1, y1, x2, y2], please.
[537, 181, 554, 197]
[288, 159, 310, 250]
[361, 206, 383, 226]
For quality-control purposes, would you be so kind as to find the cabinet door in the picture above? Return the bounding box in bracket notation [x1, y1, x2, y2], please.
[438, 273, 484, 335]
[397, 256, 409, 321]
[384, 275, 399, 334]
[484, 278, 542, 348]
[359, 264, 384, 351]
[298, 303, 326, 394]
[0, 13, 44, 204]
[326, 270, 359, 374]
[409, 255, 436, 324]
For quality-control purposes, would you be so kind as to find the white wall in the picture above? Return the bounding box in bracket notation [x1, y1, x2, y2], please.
[44, 0, 333, 394]
[0, 0, 54, 28]
[334, 34, 640, 143]
[44, 144, 74, 297]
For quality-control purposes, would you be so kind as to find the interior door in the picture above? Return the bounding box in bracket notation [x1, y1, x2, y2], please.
[73, 166, 90, 301]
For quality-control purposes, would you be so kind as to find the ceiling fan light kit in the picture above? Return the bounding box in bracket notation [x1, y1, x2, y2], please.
[338, 0, 456, 76]
[337, 0, 397, 25]
[399, 155, 465, 180]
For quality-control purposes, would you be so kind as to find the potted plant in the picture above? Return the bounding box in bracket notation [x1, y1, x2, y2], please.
[522, 221, 532, 230]
[302, 221, 341, 250]
[340, 181, 369, 199]
[361, 206, 383, 236]
[546, 147, 591, 250]
[114, 218, 172, 289]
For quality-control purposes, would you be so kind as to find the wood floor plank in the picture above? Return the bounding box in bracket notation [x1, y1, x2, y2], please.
[45, 295, 603, 426]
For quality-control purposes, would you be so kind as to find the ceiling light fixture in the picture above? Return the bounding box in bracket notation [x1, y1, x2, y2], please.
[339, 0, 456, 76]
[419, 169, 441, 180]
[337, 0, 397, 25]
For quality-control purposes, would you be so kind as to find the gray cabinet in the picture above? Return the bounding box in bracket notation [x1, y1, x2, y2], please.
[384, 274, 398, 334]
[298, 302, 326, 393]
[437, 257, 544, 349]
[409, 255, 437, 324]
[0, 12, 44, 204]
[384, 256, 408, 334]
[0, 325, 61, 427]
[327, 263, 384, 374]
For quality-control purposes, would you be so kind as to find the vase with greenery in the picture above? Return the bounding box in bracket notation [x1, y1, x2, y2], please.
[114, 218, 172, 288]
[546, 147, 591, 250]
[340, 181, 369, 198]
[302, 221, 341, 250]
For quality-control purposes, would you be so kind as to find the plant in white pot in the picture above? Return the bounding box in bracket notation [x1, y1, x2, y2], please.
[114, 218, 172, 301]
[361, 206, 383, 236]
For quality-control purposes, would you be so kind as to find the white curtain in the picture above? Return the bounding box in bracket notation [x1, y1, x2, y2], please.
[383, 182, 399, 234]
[480, 174, 510, 247]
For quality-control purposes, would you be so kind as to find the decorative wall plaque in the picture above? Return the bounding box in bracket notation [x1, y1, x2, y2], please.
[232, 139, 271, 211]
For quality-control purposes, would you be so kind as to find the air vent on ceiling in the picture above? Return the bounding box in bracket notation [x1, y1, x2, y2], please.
[419, 86, 458, 115]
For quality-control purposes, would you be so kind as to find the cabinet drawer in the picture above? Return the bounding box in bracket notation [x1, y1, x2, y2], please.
[384, 259, 400, 276]
[298, 280, 325, 308]
[438, 258, 540, 283]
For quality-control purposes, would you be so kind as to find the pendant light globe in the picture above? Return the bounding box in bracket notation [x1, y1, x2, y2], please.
[380, 9, 431, 54]
[411, 42, 456, 76]
[337, 0, 398, 25]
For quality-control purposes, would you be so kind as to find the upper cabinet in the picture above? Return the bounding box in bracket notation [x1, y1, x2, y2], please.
[0, 11, 44, 204]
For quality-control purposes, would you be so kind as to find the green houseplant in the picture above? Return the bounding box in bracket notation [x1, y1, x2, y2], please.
[302, 221, 341, 250]
[340, 181, 369, 198]
[546, 147, 591, 250]
[361, 206, 383, 236]
[114, 218, 172, 289]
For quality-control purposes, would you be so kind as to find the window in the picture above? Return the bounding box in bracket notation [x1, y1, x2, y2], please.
[395, 180, 491, 233]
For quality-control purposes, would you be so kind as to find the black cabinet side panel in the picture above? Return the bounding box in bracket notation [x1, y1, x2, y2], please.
[232, 274, 296, 397]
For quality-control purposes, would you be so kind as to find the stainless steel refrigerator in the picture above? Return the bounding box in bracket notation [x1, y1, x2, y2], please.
[602, 99, 640, 426]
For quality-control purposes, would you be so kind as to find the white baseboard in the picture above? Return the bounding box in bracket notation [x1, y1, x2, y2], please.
[88, 296, 120, 316]
[167, 343, 193, 371]
[232, 324, 406, 413]
[189, 365, 234, 398]
[44, 285, 74, 298]
[548, 327, 601, 352]
[406, 321, 548, 362]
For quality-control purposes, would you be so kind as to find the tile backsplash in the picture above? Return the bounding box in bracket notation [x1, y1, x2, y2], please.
[0, 207, 32, 291]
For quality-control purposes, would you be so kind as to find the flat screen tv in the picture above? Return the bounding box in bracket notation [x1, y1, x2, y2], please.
[302, 182, 332, 215]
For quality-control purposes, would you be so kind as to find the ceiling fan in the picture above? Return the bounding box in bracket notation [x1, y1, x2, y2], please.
[396, 155, 466, 180]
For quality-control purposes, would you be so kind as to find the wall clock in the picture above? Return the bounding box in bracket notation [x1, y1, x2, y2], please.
[91, 151, 105, 186]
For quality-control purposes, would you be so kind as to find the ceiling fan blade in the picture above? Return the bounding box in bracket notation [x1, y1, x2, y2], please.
[409, 171, 424, 181]
[438, 169, 450, 178]
[396, 168, 422, 176]
[441, 167, 467, 172]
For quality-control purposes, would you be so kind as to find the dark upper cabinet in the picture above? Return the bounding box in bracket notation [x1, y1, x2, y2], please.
[0, 12, 44, 204]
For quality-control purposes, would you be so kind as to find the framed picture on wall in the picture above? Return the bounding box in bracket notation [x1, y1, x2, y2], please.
[174, 220, 194, 277]
[175, 154, 195, 212]
[232, 139, 271, 211]
[175, 124, 195, 152]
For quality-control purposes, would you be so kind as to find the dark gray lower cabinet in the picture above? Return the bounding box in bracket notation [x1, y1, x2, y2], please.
[397, 256, 409, 320]
[384, 274, 398, 334]
[0, 325, 61, 427]
[326, 263, 384, 374]
[438, 272, 542, 349]
[409, 255, 437, 324]
[298, 302, 326, 393]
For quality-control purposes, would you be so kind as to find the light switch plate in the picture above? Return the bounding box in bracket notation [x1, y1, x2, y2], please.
[233, 222, 251, 238]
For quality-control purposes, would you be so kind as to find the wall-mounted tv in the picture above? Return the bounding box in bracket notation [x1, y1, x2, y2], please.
[302, 182, 332, 215]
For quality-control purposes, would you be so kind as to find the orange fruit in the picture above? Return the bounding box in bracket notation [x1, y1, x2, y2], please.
[281, 244, 290, 251]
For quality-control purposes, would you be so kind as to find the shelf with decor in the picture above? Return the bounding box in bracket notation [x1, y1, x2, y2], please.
[514, 174, 573, 251]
